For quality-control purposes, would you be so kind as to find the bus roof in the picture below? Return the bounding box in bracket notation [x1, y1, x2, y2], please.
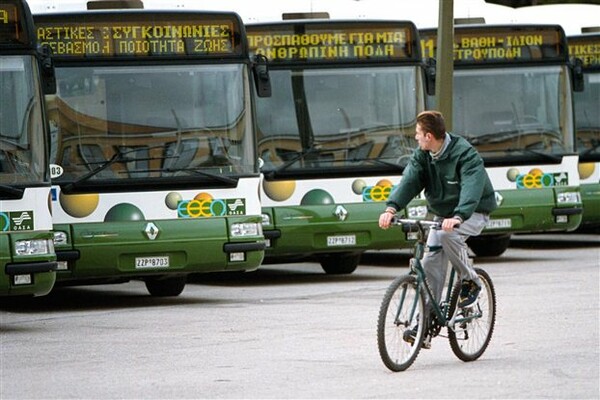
[34, 10, 248, 61]
[1, 0, 36, 50]
[246, 20, 421, 64]
[420, 24, 569, 65]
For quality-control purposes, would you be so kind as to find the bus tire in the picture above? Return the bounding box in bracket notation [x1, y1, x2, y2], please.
[318, 253, 360, 274]
[467, 234, 511, 257]
[144, 276, 187, 297]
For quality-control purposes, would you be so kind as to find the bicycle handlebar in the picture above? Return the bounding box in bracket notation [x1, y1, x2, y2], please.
[390, 217, 460, 232]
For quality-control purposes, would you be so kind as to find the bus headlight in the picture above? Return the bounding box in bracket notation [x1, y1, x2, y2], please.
[556, 191, 581, 204]
[230, 222, 262, 237]
[261, 213, 271, 226]
[53, 231, 68, 246]
[407, 205, 428, 219]
[15, 239, 54, 256]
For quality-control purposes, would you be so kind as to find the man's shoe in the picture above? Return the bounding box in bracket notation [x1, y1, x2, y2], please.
[403, 326, 431, 349]
[459, 280, 481, 308]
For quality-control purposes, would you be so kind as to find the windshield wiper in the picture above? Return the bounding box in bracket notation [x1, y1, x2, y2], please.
[264, 146, 320, 178]
[347, 157, 407, 170]
[63, 146, 162, 191]
[162, 167, 238, 185]
[504, 148, 562, 162]
[0, 184, 24, 199]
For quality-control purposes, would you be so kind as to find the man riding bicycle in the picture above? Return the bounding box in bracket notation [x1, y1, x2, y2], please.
[379, 110, 497, 346]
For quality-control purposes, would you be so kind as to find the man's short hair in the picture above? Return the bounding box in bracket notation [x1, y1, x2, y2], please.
[417, 110, 446, 140]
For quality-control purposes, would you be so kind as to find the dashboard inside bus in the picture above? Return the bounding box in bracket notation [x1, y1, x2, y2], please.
[47, 63, 256, 188]
[0, 56, 47, 185]
[574, 72, 600, 160]
[256, 65, 421, 175]
[449, 65, 575, 164]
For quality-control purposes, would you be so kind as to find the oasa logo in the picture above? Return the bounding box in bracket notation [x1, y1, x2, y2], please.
[362, 184, 397, 202]
[516, 170, 569, 189]
[177, 198, 246, 218]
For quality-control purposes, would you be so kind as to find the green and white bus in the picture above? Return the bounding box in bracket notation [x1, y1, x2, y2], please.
[34, 3, 269, 296]
[568, 31, 600, 231]
[1, 0, 57, 296]
[420, 24, 584, 256]
[247, 19, 434, 273]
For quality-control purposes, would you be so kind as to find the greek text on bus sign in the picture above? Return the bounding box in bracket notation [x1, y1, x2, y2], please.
[247, 22, 416, 63]
[568, 35, 600, 69]
[0, 1, 28, 46]
[35, 13, 243, 59]
[420, 26, 566, 63]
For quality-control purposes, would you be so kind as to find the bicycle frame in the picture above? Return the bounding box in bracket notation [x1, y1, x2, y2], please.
[395, 219, 481, 331]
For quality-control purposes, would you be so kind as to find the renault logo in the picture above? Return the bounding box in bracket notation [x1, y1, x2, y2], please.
[144, 222, 159, 240]
[334, 205, 348, 221]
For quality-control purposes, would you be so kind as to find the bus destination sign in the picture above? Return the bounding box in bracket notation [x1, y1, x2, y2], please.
[568, 35, 600, 69]
[35, 13, 242, 59]
[421, 26, 565, 63]
[0, 1, 28, 46]
[247, 22, 416, 63]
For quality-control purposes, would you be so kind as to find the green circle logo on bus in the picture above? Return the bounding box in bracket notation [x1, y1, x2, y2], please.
[59, 192, 99, 218]
[104, 203, 145, 222]
[300, 189, 334, 205]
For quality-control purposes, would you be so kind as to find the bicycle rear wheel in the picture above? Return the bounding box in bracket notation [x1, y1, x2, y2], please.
[448, 268, 496, 361]
[377, 274, 426, 372]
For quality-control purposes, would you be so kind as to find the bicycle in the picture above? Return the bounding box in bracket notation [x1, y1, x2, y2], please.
[377, 218, 496, 372]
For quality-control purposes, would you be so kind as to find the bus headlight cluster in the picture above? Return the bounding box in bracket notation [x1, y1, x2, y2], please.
[407, 205, 428, 219]
[556, 192, 581, 204]
[261, 213, 271, 226]
[230, 222, 262, 237]
[15, 239, 54, 256]
[53, 231, 68, 246]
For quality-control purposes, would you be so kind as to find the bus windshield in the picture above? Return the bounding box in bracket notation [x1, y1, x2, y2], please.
[256, 66, 419, 172]
[0, 56, 47, 185]
[452, 65, 574, 160]
[49, 63, 254, 185]
[574, 72, 600, 158]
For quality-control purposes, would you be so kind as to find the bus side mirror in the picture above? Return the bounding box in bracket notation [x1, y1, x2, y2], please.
[39, 44, 57, 95]
[424, 57, 436, 96]
[571, 57, 584, 93]
[252, 54, 271, 98]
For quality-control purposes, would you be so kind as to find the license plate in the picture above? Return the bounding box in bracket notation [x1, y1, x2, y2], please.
[327, 235, 356, 246]
[135, 256, 170, 269]
[486, 218, 511, 229]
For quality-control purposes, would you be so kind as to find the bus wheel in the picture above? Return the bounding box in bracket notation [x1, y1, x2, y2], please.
[318, 253, 360, 275]
[144, 276, 187, 297]
[467, 234, 511, 257]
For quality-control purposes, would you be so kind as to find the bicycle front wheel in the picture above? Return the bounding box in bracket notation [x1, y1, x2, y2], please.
[448, 268, 496, 362]
[377, 274, 426, 372]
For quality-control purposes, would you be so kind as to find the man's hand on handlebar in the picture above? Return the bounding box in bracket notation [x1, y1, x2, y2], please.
[379, 209, 395, 229]
[441, 217, 461, 232]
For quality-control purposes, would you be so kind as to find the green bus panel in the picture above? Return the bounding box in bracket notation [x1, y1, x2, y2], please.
[54, 215, 263, 282]
[408, 186, 582, 236]
[263, 202, 409, 258]
[0, 233, 56, 297]
[580, 183, 600, 229]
